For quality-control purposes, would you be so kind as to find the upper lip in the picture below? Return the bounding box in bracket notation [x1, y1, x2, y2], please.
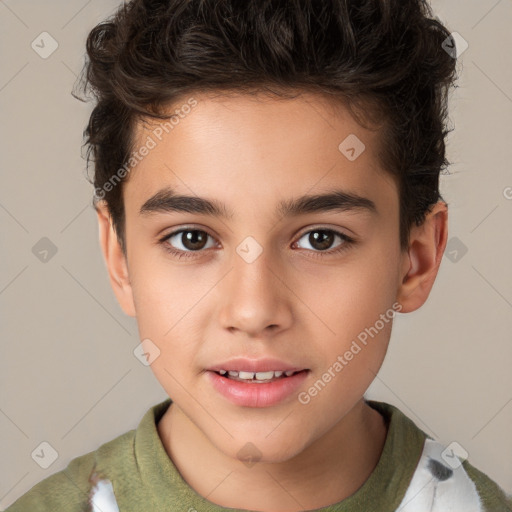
[207, 357, 308, 373]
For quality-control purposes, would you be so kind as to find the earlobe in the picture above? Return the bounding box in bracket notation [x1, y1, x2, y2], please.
[96, 202, 137, 318]
[396, 201, 448, 313]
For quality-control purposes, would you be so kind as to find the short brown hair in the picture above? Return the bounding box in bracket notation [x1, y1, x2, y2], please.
[74, 0, 459, 255]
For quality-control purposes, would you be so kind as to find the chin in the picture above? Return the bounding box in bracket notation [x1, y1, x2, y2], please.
[218, 433, 310, 466]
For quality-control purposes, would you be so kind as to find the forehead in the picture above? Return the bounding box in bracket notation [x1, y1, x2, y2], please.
[124, 91, 397, 220]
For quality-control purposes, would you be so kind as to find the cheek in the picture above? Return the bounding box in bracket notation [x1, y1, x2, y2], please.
[297, 257, 398, 423]
[297, 237, 401, 393]
[128, 261, 204, 374]
[129, 248, 207, 332]
[303, 246, 400, 340]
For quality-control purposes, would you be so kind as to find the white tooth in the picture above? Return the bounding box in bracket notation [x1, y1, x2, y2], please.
[274, 371, 283, 378]
[238, 371, 255, 380]
[255, 371, 275, 381]
[284, 370, 295, 377]
[219, 370, 227, 375]
[228, 371, 239, 377]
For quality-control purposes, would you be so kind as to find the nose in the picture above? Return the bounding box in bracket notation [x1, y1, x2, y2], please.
[217, 246, 293, 337]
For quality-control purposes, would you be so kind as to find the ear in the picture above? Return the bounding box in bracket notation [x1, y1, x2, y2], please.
[396, 201, 448, 313]
[96, 201, 136, 318]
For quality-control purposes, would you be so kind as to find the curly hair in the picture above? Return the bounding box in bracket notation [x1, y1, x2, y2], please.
[73, 0, 459, 256]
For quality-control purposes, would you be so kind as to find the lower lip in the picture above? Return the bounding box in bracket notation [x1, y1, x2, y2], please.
[206, 370, 309, 407]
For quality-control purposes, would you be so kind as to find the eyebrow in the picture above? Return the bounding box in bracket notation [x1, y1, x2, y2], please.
[139, 187, 377, 219]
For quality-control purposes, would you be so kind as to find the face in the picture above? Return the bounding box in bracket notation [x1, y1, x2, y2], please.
[109, 92, 411, 463]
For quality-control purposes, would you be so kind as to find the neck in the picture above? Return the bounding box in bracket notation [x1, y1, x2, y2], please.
[157, 399, 388, 512]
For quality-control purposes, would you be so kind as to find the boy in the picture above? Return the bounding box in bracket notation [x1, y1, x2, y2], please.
[6, 0, 511, 511]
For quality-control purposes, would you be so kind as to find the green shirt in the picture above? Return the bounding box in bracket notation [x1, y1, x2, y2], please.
[5, 398, 512, 511]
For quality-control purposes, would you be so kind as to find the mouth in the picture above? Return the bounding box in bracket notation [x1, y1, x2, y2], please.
[212, 369, 307, 384]
[206, 366, 310, 407]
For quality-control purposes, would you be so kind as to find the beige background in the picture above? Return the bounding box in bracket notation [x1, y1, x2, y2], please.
[1, 0, 511, 508]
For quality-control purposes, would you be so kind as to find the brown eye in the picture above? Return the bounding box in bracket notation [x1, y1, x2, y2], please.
[164, 229, 215, 252]
[296, 229, 348, 252]
[308, 230, 335, 250]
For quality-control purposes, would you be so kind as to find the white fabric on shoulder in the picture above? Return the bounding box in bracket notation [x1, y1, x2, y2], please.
[89, 478, 120, 512]
[396, 438, 483, 511]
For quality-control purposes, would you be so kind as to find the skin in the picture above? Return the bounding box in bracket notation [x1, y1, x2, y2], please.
[96, 91, 448, 511]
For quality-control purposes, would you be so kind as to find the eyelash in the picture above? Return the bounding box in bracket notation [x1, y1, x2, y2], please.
[158, 227, 355, 260]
